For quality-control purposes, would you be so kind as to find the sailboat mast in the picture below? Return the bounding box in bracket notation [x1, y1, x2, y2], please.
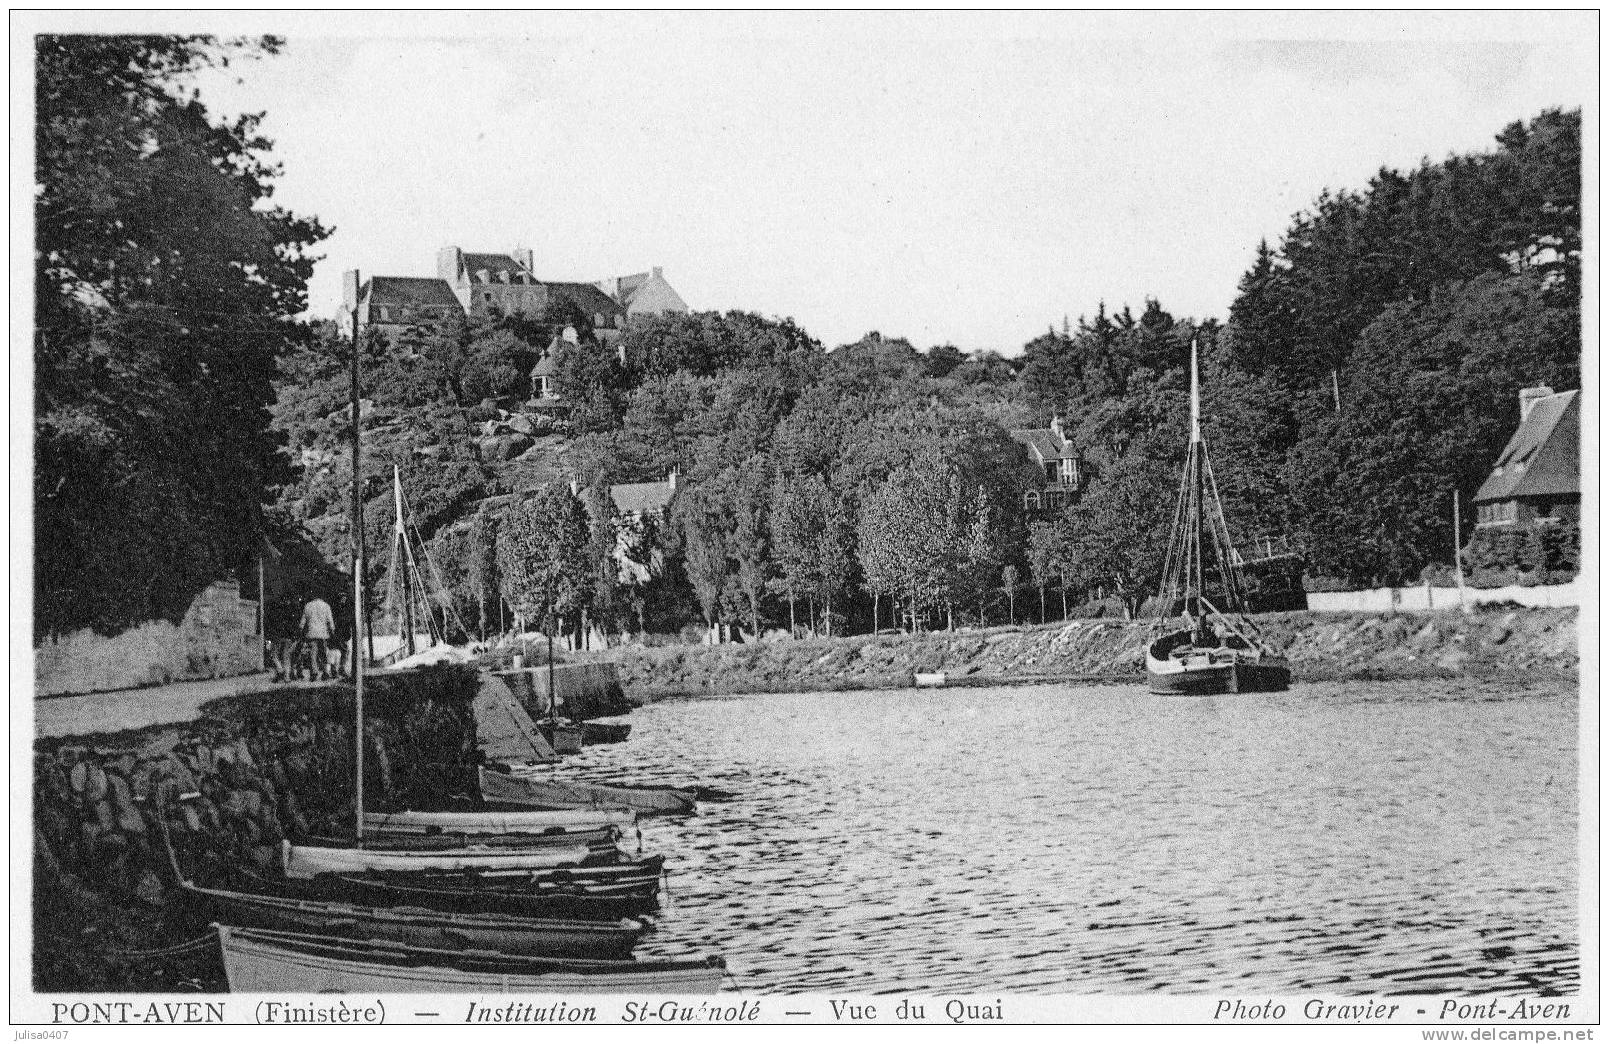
[349, 275, 366, 848]
[1189, 339, 1205, 617]
[394, 466, 417, 658]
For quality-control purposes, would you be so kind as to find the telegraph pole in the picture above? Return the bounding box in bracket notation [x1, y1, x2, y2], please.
[1453, 490, 1469, 614]
[349, 273, 366, 846]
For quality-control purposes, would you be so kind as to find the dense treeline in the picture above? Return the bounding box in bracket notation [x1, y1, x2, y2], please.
[265, 106, 1579, 643]
[34, 36, 329, 636]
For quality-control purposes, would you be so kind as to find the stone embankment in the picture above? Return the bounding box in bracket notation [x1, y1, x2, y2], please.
[32, 666, 480, 991]
[592, 606, 1578, 702]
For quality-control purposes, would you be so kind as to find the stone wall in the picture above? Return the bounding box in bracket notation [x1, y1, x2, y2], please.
[33, 665, 481, 987]
[34, 580, 261, 697]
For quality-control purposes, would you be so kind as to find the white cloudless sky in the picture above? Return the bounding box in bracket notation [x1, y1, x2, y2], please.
[77, 11, 1599, 351]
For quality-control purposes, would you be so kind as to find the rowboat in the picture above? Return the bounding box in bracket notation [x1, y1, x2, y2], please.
[913, 672, 947, 687]
[282, 839, 593, 880]
[327, 869, 661, 919]
[538, 720, 584, 755]
[216, 924, 725, 994]
[364, 808, 636, 834]
[303, 825, 621, 852]
[1144, 339, 1291, 696]
[182, 879, 649, 958]
[581, 720, 632, 745]
[480, 767, 697, 815]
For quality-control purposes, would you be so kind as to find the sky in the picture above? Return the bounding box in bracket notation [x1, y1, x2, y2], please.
[132, 11, 1598, 352]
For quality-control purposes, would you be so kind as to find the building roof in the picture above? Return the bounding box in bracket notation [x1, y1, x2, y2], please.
[548, 282, 627, 320]
[460, 253, 533, 284]
[1474, 390, 1579, 503]
[1009, 428, 1078, 462]
[367, 276, 462, 310]
[610, 269, 689, 314]
[609, 478, 676, 515]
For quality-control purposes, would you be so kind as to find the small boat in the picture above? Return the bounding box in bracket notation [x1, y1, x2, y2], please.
[480, 767, 698, 815]
[913, 672, 947, 687]
[327, 870, 661, 919]
[364, 808, 636, 833]
[300, 824, 621, 852]
[282, 838, 594, 880]
[1145, 340, 1291, 696]
[182, 879, 649, 958]
[216, 924, 725, 994]
[538, 719, 584, 754]
[332, 852, 667, 906]
[581, 720, 632, 745]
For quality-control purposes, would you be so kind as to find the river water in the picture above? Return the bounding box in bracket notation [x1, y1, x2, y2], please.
[559, 679, 1579, 995]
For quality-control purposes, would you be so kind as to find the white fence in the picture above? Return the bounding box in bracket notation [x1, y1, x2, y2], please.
[1306, 580, 1580, 613]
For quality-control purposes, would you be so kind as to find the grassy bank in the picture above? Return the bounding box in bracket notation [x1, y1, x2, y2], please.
[585, 605, 1578, 702]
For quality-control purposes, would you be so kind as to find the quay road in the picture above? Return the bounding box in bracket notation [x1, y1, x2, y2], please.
[33, 672, 319, 739]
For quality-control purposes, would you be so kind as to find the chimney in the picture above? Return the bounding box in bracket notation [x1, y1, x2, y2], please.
[1049, 414, 1064, 441]
[512, 248, 534, 274]
[667, 468, 677, 490]
[1519, 386, 1554, 422]
[651, 266, 664, 280]
[342, 270, 362, 317]
[617, 342, 627, 367]
[437, 247, 462, 284]
[562, 326, 579, 345]
[475, 268, 491, 284]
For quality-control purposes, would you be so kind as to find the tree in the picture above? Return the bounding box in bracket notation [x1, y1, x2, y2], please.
[1286, 272, 1577, 587]
[1000, 564, 1019, 625]
[1026, 521, 1062, 622]
[670, 484, 731, 639]
[495, 485, 592, 636]
[924, 342, 966, 377]
[34, 35, 330, 636]
[856, 455, 958, 632]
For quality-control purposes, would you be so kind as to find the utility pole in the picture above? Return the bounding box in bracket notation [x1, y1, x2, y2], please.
[349, 274, 366, 847]
[1453, 489, 1468, 614]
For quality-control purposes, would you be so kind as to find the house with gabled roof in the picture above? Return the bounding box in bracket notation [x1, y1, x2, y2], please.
[1009, 416, 1086, 514]
[1473, 386, 1580, 529]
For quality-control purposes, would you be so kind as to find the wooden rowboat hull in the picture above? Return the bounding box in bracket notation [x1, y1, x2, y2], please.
[305, 826, 620, 852]
[330, 875, 658, 920]
[365, 808, 636, 833]
[480, 768, 697, 815]
[581, 721, 632, 745]
[217, 925, 724, 994]
[187, 881, 646, 959]
[282, 839, 592, 880]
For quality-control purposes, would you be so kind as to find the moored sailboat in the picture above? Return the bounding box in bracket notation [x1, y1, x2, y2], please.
[1145, 340, 1291, 696]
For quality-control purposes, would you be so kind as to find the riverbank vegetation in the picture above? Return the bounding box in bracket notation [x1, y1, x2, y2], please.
[266, 108, 1576, 644]
[35, 37, 1576, 654]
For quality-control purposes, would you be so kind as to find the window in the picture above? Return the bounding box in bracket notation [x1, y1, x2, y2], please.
[1043, 462, 1057, 482]
[1024, 491, 1041, 511]
[378, 306, 391, 322]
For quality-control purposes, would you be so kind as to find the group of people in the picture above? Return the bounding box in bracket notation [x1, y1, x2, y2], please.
[269, 595, 343, 682]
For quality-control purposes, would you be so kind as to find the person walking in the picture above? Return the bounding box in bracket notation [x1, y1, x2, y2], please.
[299, 594, 336, 680]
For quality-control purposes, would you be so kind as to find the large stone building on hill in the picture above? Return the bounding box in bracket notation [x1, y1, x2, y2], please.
[343, 247, 688, 336]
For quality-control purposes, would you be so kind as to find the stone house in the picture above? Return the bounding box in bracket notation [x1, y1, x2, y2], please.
[1473, 386, 1579, 529]
[1009, 417, 1086, 514]
[343, 247, 689, 337]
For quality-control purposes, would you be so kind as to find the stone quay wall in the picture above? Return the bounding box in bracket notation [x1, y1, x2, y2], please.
[32, 666, 481, 991]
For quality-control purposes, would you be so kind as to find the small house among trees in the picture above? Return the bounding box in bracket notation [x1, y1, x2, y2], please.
[1009, 416, 1086, 514]
[1464, 386, 1580, 584]
[1473, 387, 1579, 529]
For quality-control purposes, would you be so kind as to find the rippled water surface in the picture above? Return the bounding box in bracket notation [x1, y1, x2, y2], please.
[559, 679, 1578, 994]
